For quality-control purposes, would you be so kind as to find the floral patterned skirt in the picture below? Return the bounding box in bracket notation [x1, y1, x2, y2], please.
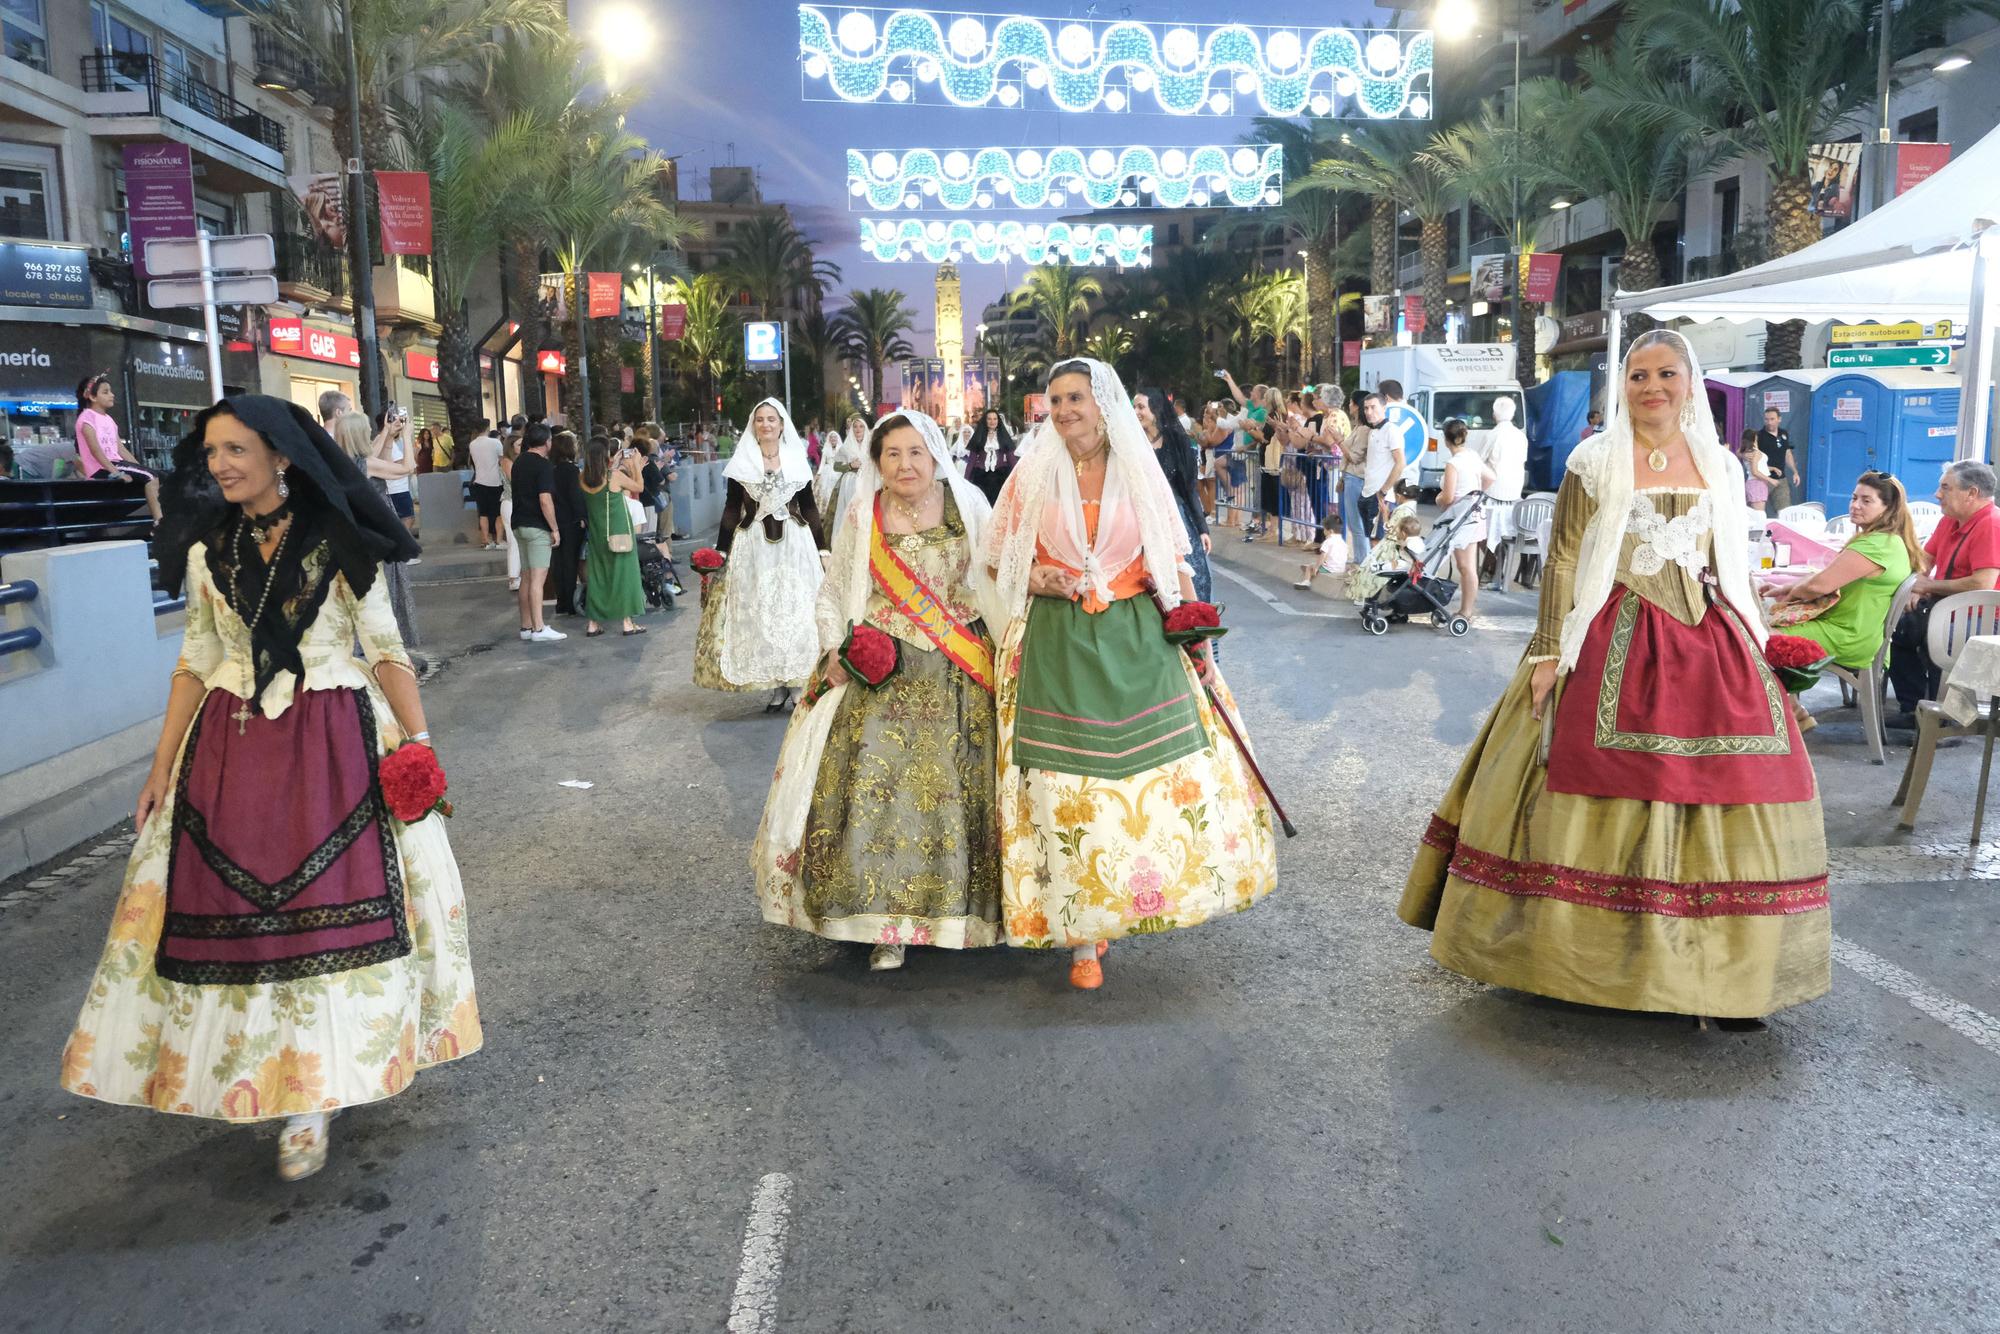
[995, 614, 1278, 948]
[59, 684, 482, 1123]
[756, 644, 1002, 948]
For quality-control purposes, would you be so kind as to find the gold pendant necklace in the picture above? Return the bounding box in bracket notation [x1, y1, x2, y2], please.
[890, 483, 937, 528]
[1647, 447, 1670, 473]
[1072, 443, 1107, 480]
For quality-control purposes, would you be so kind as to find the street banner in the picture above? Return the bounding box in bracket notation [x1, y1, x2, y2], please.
[1523, 252, 1562, 304]
[586, 271, 622, 319]
[620, 365, 637, 393]
[124, 143, 194, 280]
[1895, 142, 1952, 196]
[290, 171, 347, 249]
[1403, 294, 1426, 335]
[1024, 392, 1048, 421]
[1807, 142, 1863, 218]
[924, 359, 947, 422]
[660, 303, 687, 340]
[374, 172, 433, 255]
[1342, 342, 1361, 367]
[1364, 294, 1392, 334]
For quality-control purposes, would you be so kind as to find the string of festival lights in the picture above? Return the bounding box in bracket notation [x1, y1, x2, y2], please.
[847, 144, 1285, 212]
[800, 6, 1434, 119]
[859, 218, 1154, 266]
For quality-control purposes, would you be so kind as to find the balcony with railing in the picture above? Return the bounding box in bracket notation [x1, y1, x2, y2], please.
[80, 54, 288, 190]
[251, 29, 319, 103]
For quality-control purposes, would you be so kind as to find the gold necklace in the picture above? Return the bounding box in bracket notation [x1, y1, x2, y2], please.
[889, 483, 938, 527]
[1070, 443, 1107, 481]
[1639, 437, 1671, 473]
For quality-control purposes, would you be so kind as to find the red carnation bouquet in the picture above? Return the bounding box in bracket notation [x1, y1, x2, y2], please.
[838, 623, 900, 689]
[1162, 600, 1228, 650]
[1764, 632, 1833, 693]
[379, 743, 452, 824]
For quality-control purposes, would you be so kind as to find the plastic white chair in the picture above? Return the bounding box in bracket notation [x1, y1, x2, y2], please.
[1777, 503, 1826, 528]
[1503, 495, 1557, 588]
[1908, 500, 1942, 522]
[1822, 573, 1917, 765]
[1821, 515, 1855, 540]
[1893, 590, 2000, 835]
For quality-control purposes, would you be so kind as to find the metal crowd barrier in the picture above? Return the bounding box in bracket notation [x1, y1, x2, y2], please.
[1210, 448, 1344, 547]
[0, 578, 42, 656]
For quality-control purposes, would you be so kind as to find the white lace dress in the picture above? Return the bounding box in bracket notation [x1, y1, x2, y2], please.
[711, 470, 825, 689]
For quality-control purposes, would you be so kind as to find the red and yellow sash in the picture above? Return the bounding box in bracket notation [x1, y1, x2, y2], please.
[870, 494, 995, 693]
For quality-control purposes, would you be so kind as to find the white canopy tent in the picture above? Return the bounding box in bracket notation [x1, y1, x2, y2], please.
[1609, 123, 2000, 462]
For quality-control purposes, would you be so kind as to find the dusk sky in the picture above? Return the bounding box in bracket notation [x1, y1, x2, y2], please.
[588, 1, 1414, 354]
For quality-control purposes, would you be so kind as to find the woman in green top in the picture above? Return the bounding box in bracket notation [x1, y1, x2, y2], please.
[579, 435, 648, 637]
[1763, 470, 1923, 723]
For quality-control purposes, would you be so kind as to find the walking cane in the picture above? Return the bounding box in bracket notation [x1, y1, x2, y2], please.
[1144, 582, 1297, 838]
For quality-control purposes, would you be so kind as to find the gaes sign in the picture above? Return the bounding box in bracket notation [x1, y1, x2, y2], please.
[268, 316, 361, 368]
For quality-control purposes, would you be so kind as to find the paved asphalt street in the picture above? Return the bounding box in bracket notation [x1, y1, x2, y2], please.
[2, 537, 1997, 1334]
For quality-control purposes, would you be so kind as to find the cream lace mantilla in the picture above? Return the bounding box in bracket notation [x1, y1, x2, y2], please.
[1626, 491, 1712, 580]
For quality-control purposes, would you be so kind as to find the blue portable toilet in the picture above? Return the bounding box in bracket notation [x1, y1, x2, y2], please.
[1525, 370, 1592, 491]
[1805, 370, 1961, 510]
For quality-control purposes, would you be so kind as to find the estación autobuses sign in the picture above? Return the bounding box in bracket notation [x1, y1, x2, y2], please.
[268, 316, 361, 368]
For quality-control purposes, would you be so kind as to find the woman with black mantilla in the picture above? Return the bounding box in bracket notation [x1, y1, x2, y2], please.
[59, 396, 481, 1181]
[965, 406, 1017, 506]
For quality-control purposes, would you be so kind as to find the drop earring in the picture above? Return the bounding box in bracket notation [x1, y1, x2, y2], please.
[276, 469, 290, 500]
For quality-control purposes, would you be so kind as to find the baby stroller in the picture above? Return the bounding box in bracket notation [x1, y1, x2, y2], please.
[636, 538, 681, 611]
[1359, 492, 1489, 639]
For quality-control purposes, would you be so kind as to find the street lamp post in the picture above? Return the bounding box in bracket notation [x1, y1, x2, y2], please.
[1437, 0, 1527, 380]
[337, 0, 383, 419]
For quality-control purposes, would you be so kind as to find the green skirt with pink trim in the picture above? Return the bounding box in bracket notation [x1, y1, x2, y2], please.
[1011, 594, 1208, 781]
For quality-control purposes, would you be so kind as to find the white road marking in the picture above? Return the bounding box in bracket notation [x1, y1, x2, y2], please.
[1832, 935, 2000, 1057]
[726, 1172, 795, 1334]
[1829, 843, 2000, 884]
[1210, 562, 1341, 618]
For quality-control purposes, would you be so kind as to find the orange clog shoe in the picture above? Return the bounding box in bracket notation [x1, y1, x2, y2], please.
[1069, 957, 1103, 990]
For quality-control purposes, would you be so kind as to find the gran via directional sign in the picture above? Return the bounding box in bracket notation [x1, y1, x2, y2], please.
[1827, 345, 1952, 369]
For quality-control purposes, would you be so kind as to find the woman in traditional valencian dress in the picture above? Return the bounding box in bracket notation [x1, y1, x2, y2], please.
[988, 358, 1279, 990]
[752, 412, 1008, 971]
[1400, 330, 1830, 1028]
[694, 398, 828, 710]
[59, 395, 480, 1180]
[813, 413, 868, 528]
[965, 407, 1017, 506]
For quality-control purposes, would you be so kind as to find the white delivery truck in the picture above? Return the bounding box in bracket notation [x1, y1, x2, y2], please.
[1359, 344, 1525, 498]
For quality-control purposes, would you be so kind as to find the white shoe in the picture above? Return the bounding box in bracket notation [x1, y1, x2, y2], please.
[277, 1112, 332, 1181]
[528, 626, 567, 642]
[406, 557, 421, 565]
[519, 628, 532, 640]
[869, 943, 906, 971]
[508, 579, 520, 591]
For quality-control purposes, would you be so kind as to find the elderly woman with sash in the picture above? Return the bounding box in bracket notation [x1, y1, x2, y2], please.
[1400, 330, 1830, 1028]
[988, 358, 1279, 991]
[753, 412, 1006, 971]
[694, 398, 829, 710]
[59, 396, 481, 1180]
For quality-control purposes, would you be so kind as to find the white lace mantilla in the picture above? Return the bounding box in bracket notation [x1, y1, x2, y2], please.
[1626, 490, 1712, 580]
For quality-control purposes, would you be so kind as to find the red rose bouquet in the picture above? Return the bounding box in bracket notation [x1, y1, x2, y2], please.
[379, 743, 452, 823]
[1162, 600, 1227, 649]
[690, 547, 726, 573]
[1764, 633, 1833, 693]
[838, 623, 901, 689]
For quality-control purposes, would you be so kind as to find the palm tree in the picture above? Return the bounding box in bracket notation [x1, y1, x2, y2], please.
[1243, 118, 1370, 380]
[395, 97, 540, 448]
[1616, 0, 1969, 368]
[1081, 326, 1134, 373]
[1426, 101, 1575, 386]
[1524, 48, 1725, 338]
[234, 0, 566, 393]
[662, 273, 733, 419]
[1304, 125, 1462, 344]
[792, 307, 845, 422]
[833, 288, 919, 407]
[1007, 264, 1104, 360]
[720, 213, 840, 321]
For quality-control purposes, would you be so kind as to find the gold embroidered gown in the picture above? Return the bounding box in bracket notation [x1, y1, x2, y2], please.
[753, 494, 1002, 948]
[1400, 485, 1831, 1018]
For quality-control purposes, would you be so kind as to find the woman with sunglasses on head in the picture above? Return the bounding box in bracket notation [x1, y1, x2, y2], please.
[1760, 470, 1921, 729]
[75, 373, 161, 523]
[1401, 329, 1829, 1031]
[59, 396, 480, 1181]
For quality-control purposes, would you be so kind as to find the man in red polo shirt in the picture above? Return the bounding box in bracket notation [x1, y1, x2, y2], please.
[1887, 460, 2000, 727]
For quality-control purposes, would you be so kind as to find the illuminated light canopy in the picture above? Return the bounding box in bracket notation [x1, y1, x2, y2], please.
[799, 6, 1434, 119]
[845, 143, 1284, 211]
[860, 218, 1152, 266]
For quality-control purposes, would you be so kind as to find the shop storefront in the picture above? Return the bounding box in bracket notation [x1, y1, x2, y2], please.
[397, 346, 449, 434]
[126, 334, 217, 466]
[0, 312, 220, 474]
[266, 314, 361, 415]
